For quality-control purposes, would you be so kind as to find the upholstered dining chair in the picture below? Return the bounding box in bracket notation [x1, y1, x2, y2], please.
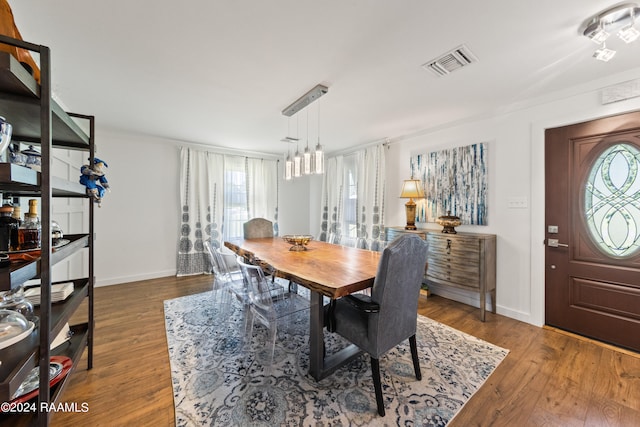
[243, 217, 300, 294]
[325, 234, 429, 416]
[243, 218, 274, 239]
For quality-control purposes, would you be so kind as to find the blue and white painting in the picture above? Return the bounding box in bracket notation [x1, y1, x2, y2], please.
[410, 143, 487, 225]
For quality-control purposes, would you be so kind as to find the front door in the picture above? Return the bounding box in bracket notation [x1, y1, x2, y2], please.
[545, 110, 640, 352]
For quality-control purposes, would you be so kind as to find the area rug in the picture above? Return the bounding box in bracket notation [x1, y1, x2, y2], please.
[164, 289, 508, 426]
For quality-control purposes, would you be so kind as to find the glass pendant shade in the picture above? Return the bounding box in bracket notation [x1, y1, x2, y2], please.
[293, 149, 302, 177]
[314, 142, 324, 174]
[284, 153, 293, 181]
[303, 147, 312, 175]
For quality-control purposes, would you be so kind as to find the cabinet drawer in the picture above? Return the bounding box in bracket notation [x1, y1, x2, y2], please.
[427, 262, 480, 288]
[427, 234, 480, 258]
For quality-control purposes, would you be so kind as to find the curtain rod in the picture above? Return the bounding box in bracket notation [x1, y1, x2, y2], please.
[327, 137, 393, 158]
[179, 140, 281, 161]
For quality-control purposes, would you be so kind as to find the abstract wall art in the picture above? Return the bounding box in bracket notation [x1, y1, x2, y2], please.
[410, 142, 488, 225]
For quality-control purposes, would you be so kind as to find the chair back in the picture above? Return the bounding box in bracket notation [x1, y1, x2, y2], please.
[204, 240, 222, 275]
[243, 218, 274, 239]
[370, 234, 428, 354]
[236, 256, 275, 326]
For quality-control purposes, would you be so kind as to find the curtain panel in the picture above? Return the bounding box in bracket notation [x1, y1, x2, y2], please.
[357, 144, 386, 250]
[178, 148, 279, 276]
[319, 155, 345, 242]
[319, 144, 386, 250]
[177, 147, 224, 276]
[246, 157, 280, 236]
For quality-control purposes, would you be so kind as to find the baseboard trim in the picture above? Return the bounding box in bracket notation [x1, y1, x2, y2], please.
[96, 270, 176, 287]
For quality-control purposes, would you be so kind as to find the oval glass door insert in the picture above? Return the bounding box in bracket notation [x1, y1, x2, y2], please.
[584, 143, 640, 257]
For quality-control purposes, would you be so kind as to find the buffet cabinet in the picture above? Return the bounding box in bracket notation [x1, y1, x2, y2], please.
[425, 232, 496, 321]
[386, 227, 496, 321]
[0, 35, 95, 426]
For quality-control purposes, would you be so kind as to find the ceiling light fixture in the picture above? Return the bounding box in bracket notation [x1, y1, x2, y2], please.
[281, 84, 328, 117]
[593, 42, 617, 61]
[281, 84, 328, 179]
[583, 3, 640, 60]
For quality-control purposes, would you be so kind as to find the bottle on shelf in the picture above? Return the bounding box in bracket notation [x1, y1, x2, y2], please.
[18, 199, 40, 250]
[0, 204, 19, 252]
[11, 202, 21, 250]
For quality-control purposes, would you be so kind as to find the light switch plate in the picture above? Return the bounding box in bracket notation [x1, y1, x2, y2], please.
[507, 197, 528, 209]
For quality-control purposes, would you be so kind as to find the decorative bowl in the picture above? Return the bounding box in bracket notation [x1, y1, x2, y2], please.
[436, 211, 462, 234]
[282, 234, 313, 251]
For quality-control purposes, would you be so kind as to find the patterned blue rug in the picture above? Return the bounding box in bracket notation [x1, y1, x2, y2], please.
[163, 289, 508, 426]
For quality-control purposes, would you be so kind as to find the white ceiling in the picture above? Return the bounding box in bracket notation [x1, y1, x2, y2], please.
[8, 1, 640, 155]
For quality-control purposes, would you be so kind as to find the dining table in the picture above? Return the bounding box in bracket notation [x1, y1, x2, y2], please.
[224, 237, 381, 381]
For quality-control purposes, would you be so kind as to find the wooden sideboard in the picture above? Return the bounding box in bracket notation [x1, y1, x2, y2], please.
[386, 227, 496, 321]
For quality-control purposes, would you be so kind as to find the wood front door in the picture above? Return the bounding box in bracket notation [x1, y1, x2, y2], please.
[545, 110, 640, 352]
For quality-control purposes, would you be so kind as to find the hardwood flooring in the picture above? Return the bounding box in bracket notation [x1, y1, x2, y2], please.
[35, 275, 640, 427]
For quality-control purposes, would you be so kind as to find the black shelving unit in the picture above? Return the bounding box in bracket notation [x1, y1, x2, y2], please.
[0, 35, 94, 426]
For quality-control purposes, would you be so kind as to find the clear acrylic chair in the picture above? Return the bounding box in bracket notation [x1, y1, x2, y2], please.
[236, 256, 309, 379]
[204, 240, 248, 322]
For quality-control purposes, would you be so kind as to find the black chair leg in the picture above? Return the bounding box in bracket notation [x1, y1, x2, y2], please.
[409, 335, 421, 380]
[371, 357, 385, 416]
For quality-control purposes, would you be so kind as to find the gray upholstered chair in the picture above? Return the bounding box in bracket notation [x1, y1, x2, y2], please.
[326, 233, 429, 416]
[243, 217, 301, 293]
[243, 218, 274, 239]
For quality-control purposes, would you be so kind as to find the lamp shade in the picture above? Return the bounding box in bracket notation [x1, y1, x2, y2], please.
[399, 179, 425, 199]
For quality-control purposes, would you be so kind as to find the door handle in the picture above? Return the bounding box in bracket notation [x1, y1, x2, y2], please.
[548, 238, 569, 248]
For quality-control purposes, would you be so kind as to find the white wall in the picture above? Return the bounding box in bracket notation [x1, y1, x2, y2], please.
[92, 129, 180, 286]
[92, 129, 315, 286]
[387, 68, 640, 326]
[93, 68, 640, 330]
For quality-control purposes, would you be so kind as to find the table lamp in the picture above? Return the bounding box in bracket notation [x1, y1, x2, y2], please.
[399, 179, 425, 230]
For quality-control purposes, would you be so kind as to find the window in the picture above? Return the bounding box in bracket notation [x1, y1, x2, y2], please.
[584, 143, 640, 257]
[343, 154, 358, 238]
[223, 157, 248, 241]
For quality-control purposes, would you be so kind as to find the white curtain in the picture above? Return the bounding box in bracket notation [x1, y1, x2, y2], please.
[357, 144, 386, 250]
[178, 148, 280, 275]
[246, 157, 280, 235]
[318, 155, 345, 242]
[318, 144, 386, 250]
[177, 147, 224, 276]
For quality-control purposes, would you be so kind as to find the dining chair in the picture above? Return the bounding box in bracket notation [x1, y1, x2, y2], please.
[243, 217, 301, 294]
[325, 233, 429, 416]
[236, 256, 309, 379]
[243, 218, 274, 239]
[203, 240, 247, 321]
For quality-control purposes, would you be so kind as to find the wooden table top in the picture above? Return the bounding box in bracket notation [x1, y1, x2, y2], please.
[225, 237, 381, 299]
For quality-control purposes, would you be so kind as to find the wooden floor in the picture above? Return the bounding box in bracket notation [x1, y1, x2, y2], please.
[43, 275, 640, 427]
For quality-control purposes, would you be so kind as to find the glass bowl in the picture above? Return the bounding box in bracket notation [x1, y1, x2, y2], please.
[282, 235, 313, 251]
[0, 309, 32, 349]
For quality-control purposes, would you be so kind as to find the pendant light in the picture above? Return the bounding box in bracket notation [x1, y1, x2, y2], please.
[303, 109, 312, 175]
[313, 98, 325, 174]
[284, 149, 293, 181]
[293, 115, 302, 177]
[283, 118, 294, 180]
[281, 83, 328, 179]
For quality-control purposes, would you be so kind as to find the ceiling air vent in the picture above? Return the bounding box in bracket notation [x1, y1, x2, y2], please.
[422, 44, 478, 77]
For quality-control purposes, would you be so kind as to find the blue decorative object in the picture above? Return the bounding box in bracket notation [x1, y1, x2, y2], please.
[79, 158, 110, 206]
